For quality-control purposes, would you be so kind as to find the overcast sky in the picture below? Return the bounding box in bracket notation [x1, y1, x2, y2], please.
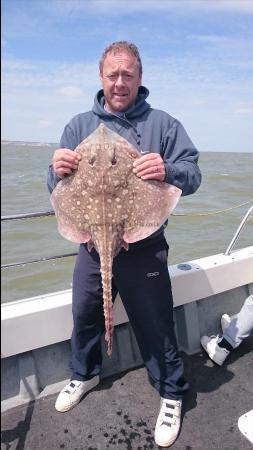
[2, 0, 253, 152]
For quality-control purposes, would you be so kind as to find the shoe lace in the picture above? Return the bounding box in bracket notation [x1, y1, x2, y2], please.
[64, 381, 80, 394]
[210, 335, 219, 340]
[158, 400, 181, 427]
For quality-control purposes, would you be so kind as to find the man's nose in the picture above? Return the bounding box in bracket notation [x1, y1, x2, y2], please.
[115, 75, 124, 87]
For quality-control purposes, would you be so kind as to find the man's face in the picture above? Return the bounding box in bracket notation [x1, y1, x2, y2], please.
[100, 50, 142, 113]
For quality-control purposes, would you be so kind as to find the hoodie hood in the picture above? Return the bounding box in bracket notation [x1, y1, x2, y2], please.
[92, 86, 151, 120]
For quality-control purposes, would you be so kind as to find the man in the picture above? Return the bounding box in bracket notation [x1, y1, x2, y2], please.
[47, 41, 202, 447]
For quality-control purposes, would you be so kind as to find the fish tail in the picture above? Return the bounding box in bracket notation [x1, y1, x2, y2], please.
[98, 236, 114, 357]
[102, 275, 114, 356]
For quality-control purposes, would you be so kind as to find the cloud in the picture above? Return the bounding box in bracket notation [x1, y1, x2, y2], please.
[1, 38, 7, 48]
[57, 86, 84, 98]
[42, 0, 253, 16]
[204, 0, 253, 14]
[7, 0, 250, 25]
[2, 59, 100, 91]
[38, 120, 54, 128]
[3, 0, 253, 62]
[187, 34, 230, 44]
[234, 107, 253, 114]
[2, 0, 253, 150]
[2, 49, 252, 146]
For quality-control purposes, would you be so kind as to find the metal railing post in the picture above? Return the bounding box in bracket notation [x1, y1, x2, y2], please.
[225, 206, 253, 255]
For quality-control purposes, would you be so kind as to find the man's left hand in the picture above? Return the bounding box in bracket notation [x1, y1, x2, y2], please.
[133, 153, 165, 181]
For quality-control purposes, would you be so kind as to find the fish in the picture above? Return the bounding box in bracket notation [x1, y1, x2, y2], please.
[51, 123, 182, 355]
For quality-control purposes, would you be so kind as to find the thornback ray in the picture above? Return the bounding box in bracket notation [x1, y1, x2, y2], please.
[51, 123, 182, 355]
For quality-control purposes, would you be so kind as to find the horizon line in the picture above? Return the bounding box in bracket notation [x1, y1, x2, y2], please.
[1, 139, 252, 154]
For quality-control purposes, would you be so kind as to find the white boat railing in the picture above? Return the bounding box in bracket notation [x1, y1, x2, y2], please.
[1, 210, 55, 220]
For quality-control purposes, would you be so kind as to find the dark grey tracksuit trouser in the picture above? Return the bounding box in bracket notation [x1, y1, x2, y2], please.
[70, 236, 189, 400]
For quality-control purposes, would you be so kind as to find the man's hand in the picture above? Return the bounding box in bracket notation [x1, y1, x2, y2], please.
[52, 149, 82, 178]
[133, 153, 165, 181]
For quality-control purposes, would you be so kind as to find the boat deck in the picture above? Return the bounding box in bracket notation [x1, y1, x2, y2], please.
[1, 336, 253, 450]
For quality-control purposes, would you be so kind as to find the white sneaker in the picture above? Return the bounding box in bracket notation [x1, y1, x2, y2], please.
[154, 398, 182, 447]
[200, 335, 230, 366]
[238, 409, 253, 444]
[55, 376, 99, 412]
[221, 313, 231, 333]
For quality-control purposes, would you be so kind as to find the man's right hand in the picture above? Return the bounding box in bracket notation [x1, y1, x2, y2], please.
[52, 149, 82, 178]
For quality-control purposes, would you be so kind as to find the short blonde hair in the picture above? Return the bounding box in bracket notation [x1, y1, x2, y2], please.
[99, 41, 142, 76]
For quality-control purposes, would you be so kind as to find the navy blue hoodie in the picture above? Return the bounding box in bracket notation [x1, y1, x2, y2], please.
[47, 86, 201, 243]
[48, 86, 201, 194]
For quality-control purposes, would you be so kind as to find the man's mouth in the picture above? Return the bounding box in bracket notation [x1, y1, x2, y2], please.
[113, 93, 128, 99]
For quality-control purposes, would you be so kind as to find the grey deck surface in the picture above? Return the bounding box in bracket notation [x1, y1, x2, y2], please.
[1, 337, 253, 450]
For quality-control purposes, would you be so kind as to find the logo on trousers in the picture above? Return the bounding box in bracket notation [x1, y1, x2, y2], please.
[147, 272, 160, 278]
